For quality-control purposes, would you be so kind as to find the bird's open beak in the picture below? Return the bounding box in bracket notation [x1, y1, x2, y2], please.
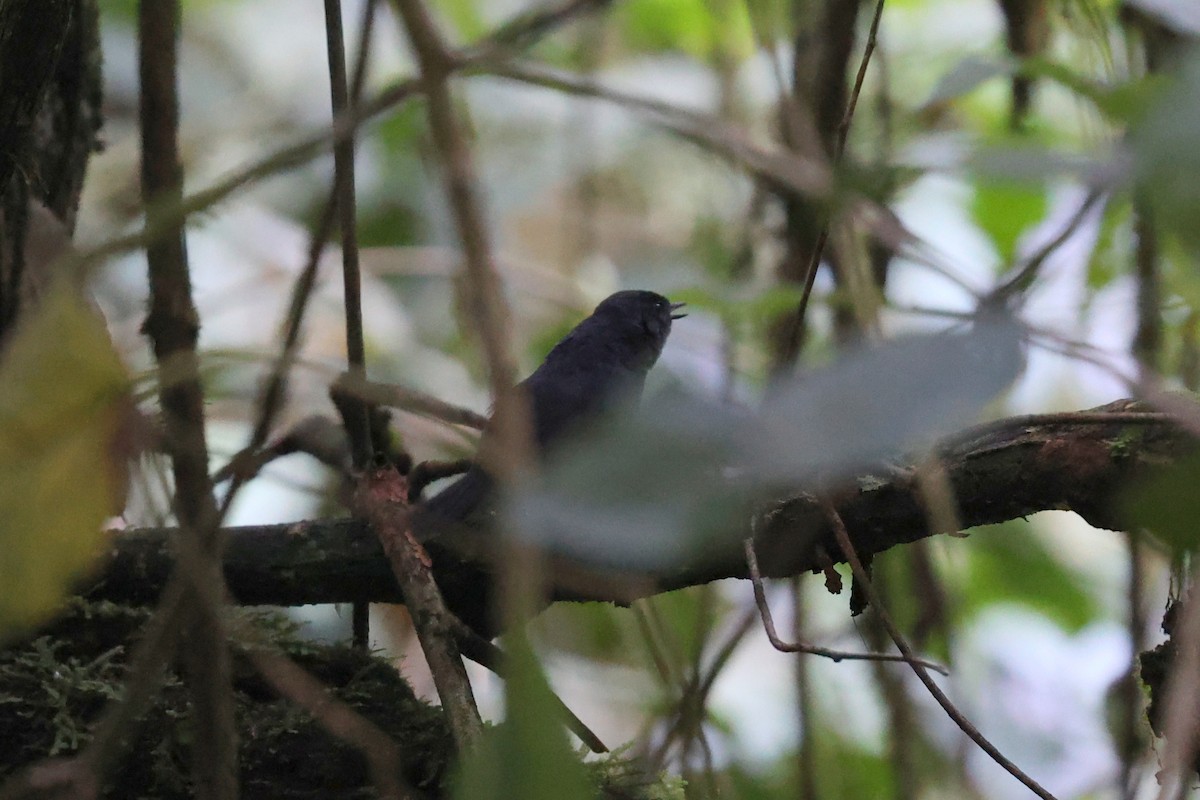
[670, 301, 687, 319]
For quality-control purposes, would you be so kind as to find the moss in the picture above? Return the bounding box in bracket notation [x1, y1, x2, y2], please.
[585, 746, 687, 800]
[0, 600, 454, 799]
[1, 600, 682, 799]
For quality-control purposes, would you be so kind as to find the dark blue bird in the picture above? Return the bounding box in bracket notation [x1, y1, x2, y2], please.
[417, 289, 685, 532]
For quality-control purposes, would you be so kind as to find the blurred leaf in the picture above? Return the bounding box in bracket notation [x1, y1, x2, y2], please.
[357, 202, 422, 249]
[101, 0, 233, 20]
[1161, 234, 1200, 317]
[454, 632, 592, 800]
[507, 315, 1023, 569]
[925, 56, 1012, 107]
[1131, 47, 1200, 256]
[971, 178, 1048, 264]
[645, 586, 725, 666]
[748, 312, 1025, 482]
[1085, 198, 1132, 290]
[434, 0, 487, 42]
[507, 387, 746, 569]
[532, 603, 630, 662]
[0, 288, 130, 641]
[1124, 0, 1200, 37]
[970, 146, 1117, 184]
[615, 0, 753, 61]
[741, 0, 789, 42]
[674, 283, 807, 327]
[378, 104, 428, 156]
[958, 521, 1098, 631]
[926, 55, 1156, 122]
[1021, 57, 1156, 122]
[688, 216, 735, 278]
[1125, 451, 1200, 553]
[725, 731, 898, 800]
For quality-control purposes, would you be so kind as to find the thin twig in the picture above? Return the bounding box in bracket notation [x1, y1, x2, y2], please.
[654, 589, 726, 771]
[792, 577, 819, 800]
[393, 0, 528, 473]
[633, 601, 676, 689]
[324, 0, 372, 470]
[1120, 528, 1145, 800]
[219, 0, 380, 518]
[488, 59, 832, 203]
[744, 537, 949, 675]
[392, 0, 541, 647]
[62, 0, 607, 286]
[651, 606, 759, 766]
[447, 620, 609, 753]
[835, 0, 886, 158]
[408, 458, 472, 501]
[1123, 191, 1158, 798]
[323, 0, 375, 651]
[784, 0, 887, 365]
[485, 0, 613, 51]
[989, 189, 1106, 302]
[825, 503, 1060, 800]
[138, 3, 237, 798]
[1132, 200, 1160, 376]
[343, 376, 490, 429]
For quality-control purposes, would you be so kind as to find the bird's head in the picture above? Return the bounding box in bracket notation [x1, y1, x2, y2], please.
[589, 290, 686, 364]
[536, 289, 686, 380]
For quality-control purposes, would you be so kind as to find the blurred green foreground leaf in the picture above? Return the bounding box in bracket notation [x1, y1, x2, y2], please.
[0, 287, 130, 641]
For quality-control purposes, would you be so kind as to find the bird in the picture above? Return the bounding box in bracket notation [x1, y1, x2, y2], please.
[416, 289, 685, 535]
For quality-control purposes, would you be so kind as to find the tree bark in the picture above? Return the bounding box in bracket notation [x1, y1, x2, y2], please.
[0, 0, 102, 330]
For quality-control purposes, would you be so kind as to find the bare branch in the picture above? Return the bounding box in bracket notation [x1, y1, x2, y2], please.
[826, 503, 1060, 800]
[744, 537, 948, 674]
[137, 3, 236, 797]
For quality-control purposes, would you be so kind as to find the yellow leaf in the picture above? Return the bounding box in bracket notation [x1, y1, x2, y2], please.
[0, 286, 130, 641]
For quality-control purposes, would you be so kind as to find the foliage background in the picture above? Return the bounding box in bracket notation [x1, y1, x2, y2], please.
[46, 0, 1200, 796]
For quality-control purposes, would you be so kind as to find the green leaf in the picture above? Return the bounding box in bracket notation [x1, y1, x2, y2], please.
[434, 0, 487, 42]
[971, 179, 1048, 265]
[454, 632, 592, 800]
[1125, 450, 1200, 553]
[616, 0, 753, 62]
[1085, 199, 1132, 291]
[958, 521, 1098, 631]
[0, 287, 130, 641]
[673, 283, 807, 326]
[1131, 48, 1200, 257]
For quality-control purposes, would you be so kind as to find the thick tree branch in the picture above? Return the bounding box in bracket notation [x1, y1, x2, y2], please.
[89, 401, 1188, 617]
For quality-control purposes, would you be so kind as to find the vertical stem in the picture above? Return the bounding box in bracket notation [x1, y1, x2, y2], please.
[324, 0, 372, 469]
[391, 0, 526, 458]
[137, 2, 237, 798]
[391, 0, 536, 636]
[220, 0, 379, 522]
[792, 577, 819, 800]
[324, 0, 374, 649]
[1125, 196, 1158, 797]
